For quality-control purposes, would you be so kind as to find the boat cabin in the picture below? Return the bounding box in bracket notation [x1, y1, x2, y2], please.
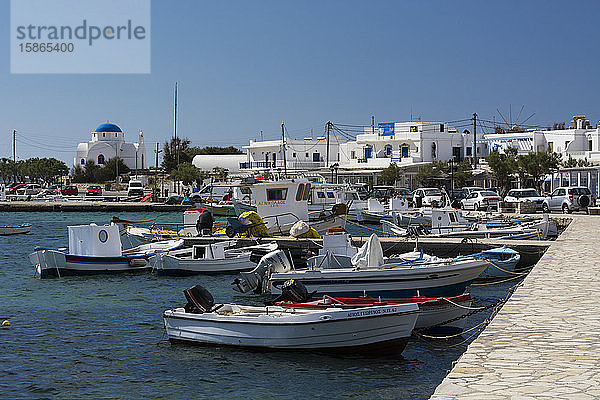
[68, 224, 122, 257]
[253, 179, 310, 230]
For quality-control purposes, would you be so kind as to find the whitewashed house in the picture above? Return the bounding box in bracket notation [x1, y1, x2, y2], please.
[74, 123, 146, 170]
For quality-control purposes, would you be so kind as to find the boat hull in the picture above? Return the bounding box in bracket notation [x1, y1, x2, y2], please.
[0, 224, 31, 235]
[30, 249, 152, 278]
[163, 304, 418, 354]
[151, 253, 255, 276]
[269, 259, 488, 298]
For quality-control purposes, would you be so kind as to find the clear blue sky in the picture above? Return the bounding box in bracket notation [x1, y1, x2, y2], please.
[1, 0, 599, 164]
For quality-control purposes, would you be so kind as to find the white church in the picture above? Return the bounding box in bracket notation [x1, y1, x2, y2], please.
[74, 123, 146, 170]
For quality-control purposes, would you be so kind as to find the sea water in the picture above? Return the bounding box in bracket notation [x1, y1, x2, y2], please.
[0, 212, 523, 399]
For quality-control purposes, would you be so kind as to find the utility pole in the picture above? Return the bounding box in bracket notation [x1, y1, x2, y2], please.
[473, 112, 478, 169]
[174, 82, 179, 194]
[326, 121, 331, 168]
[12, 130, 16, 182]
[155, 142, 162, 196]
[371, 116, 375, 134]
[281, 122, 287, 177]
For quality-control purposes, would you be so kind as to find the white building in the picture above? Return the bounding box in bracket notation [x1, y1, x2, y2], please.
[240, 135, 345, 172]
[479, 116, 600, 163]
[75, 123, 146, 170]
[338, 121, 469, 170]
[192, 154, 247, 173]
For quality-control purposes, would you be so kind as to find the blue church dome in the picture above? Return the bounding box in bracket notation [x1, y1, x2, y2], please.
[95, 123, 122, 133]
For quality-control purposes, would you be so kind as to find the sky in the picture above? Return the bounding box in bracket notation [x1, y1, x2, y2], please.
[1, 0, 600, 165]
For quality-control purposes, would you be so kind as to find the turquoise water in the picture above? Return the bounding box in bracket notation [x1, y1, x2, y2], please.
[0, 212, 523, 399]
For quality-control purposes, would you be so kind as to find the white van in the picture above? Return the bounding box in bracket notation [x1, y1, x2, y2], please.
[128, 180, 145, 196]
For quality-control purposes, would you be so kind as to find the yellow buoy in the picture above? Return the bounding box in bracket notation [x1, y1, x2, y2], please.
[1, 320, 10, 327]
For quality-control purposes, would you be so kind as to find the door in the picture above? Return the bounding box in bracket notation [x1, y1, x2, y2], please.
[365, 147, 372, 159]
[401, 146, 409, 158]
[549, 188, 562, 210]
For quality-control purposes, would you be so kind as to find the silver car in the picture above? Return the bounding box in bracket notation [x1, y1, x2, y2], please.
[542, 186, 594, 213]
[461, 190, 502, 211]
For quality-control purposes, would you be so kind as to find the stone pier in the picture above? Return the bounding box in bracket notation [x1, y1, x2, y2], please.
[430, 215, 600, 399]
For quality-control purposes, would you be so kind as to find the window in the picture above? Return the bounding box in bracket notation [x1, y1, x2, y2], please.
[326, 192, 335, 199]
[295, 183, 305, 201]
[313, 153, 320, 162]
[565, 141, 570, 149]
[431, 143, 437, 159]
[317, 191, 325, 198]
[466, 147, 472, 156]
[80, 158, 85, 165]
[351, 151, 356, 159]
[440, 124, 445, 132]
[103, 133, 105, 137]
[410, 126, 418, 132]
[293, 152, 297, 158]
[589, 140, 593, 151]
[302, 183, 311, 200]
[97, 154, 105, 165]
[384, 144, 392, 157]
[548, 142, 554, 152]
[305, 153, 309, 158]
[266, 188, 287, 201]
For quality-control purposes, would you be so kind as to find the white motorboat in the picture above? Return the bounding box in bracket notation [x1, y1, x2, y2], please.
[233, 234, 489, 298]
[149, 241, 277, 276]
[0, 223, 32, 235]
[30, 223, 183, 278]
[163, 285, 419, 354]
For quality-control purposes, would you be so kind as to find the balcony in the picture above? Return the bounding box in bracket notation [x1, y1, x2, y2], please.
[240, 160, 326, 170]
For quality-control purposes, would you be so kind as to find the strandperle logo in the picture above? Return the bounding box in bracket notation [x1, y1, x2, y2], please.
[15, 20, 147, 46]
[11, 0, 151, 74]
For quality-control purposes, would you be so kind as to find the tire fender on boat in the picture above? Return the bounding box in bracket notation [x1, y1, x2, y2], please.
[129, 258, 148, 267]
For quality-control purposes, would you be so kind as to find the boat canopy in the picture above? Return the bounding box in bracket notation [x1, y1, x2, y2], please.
[351, 234, 384, 269]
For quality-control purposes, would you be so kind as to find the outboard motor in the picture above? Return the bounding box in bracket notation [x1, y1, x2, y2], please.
[183, 285, 215, 314]
[232, 249, 292, 294]
[270, 279, 315, 304]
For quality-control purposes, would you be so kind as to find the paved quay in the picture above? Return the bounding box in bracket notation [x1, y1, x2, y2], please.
[430, 214, 600, 399]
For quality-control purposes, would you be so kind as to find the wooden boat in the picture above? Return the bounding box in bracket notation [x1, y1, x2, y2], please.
[470, 247, 520, 279]
[0, 223, 31, 235]
[29, 224, 183, 278]
[163, 285, 418, 354]
[149, 241, 277, 276]
[276, 293, 473, 333]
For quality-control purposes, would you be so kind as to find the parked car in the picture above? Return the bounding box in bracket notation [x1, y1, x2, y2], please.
[128, 180, 145, 197]
[394, 188, 412, 201]
[370, 186, 395, 201]
[412, 188, 444, 207]
[461, 186, 485, 194]
[449, 188, 468, 209]
[61, 185, 79, 196]
[542, 186, 594, 213]
[8, 183, 27, 194]
[461, 190, 502, 210]
[17, 183, 43, 195]
[42, 184, 62, 195]
[86, 185, 103, 196]
[504, 188, 545, 210]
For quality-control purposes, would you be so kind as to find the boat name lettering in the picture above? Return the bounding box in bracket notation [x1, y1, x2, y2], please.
[257, 200, 286, 207]
[346, 307, 397, 318]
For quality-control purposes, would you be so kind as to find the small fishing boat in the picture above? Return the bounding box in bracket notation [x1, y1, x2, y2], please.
[275, 291, 473, 333]
[163, 285, 419, 354]
[0, 223, 32, 235]
[30, 224, 183, 278]
[149, 241, 278, 276]
[233, 234, 489, 298]
[469, 247, 521, 279]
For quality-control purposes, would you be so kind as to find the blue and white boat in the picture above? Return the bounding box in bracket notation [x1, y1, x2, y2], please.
[30, 224, 183, 278]
[469, 247, 521, 279]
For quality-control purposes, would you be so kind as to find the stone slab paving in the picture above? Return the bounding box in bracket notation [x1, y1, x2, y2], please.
[430, 215, 600, 399]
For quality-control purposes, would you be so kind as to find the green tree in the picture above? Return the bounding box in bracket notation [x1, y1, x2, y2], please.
[452, 160, 474, 187]
[379, 163, 403, 186]
[172, 162, 200, 186]
[71, 165, 86, 183]
[188, 146, 243, 156]
[212, 167, 229, 181]
[487, 148, 518, 195]
[517, 151, 561, 192]
[162, 137, 192, 173]
[98, 157, 130, 182]
[416, 161, 449, 188]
